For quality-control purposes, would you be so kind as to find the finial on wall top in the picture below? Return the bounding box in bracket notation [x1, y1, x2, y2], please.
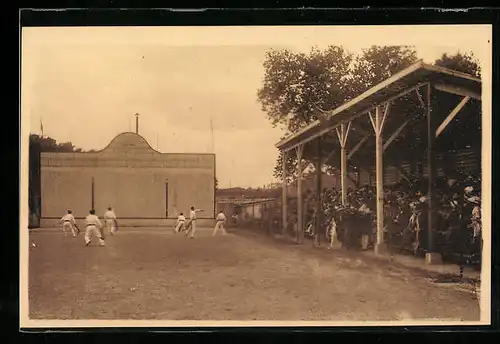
[135, 113, 140, 134]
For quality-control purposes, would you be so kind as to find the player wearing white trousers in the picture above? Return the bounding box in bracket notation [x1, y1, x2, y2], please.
[185, 206, 204, 238]
[175, 213, 186, 233]
[84, 210, 105, 247]
[104, 207, 117, 236]
[60, 210, 78, 237]
[213, 210, 227, 236]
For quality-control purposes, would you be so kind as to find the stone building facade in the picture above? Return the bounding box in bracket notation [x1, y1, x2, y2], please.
[40, 132, 216, 225]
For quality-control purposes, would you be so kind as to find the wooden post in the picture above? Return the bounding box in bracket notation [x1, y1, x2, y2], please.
[336, 122, 351, 206]
[425, 83, 442, 265]
[374, 106, 385, 254]
[296, 144, 304, 244]
[315, 138, 322, 246]
[369, 103, 390, 255]
[282, 150, 288, 234]
[340, 145, 347, 205]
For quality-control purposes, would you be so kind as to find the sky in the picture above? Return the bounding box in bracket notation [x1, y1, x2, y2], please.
[21, 25, 491, 188]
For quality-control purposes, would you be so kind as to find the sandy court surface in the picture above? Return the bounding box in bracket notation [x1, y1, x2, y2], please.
[27, 228, 480, 322]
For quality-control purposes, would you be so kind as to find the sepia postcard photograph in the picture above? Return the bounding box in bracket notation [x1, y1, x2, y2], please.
[20, 23, 492, 328]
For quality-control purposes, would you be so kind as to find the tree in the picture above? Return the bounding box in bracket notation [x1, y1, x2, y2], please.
[434, 52, 481, 78]
[258, 46, 353, 133]
[258, 46, 353, 184]
[349, 45, 419, 96]
[29, 134, 83, 152]
[29, 134, 84, 226]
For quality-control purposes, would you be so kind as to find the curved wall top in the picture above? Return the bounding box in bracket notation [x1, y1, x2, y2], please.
[40, 132, 216, 169]
[98, 132, 162, 156]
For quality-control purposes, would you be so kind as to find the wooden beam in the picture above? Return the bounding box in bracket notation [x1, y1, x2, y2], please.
[348, 135, 370, 159]
[383, 119, 410, 152]
[433, 83, 481, 101]
[336, 121, 352, 147]
[368, 111, 376, 133]
[296, 144, 304, 244]
[301, 162, 312, 174]
[323, 148, 336, 165]
[343, 121, 352, 147]
[416, 88, 425, 108]
[424, 63, 482, 82]
[335, 127, 342, 146]
[379, 102, 390, 134]
[435, 96, 471, 138]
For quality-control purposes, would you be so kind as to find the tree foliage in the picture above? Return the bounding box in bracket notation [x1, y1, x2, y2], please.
[29, 134, 84, 153]
[434, 52, 481, 78]
[349, 45, 419, 96]
[258, 46, 353, 133]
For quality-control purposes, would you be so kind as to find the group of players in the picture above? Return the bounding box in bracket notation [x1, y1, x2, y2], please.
[59, 206, 228, 246]
[59, 207, 118, 246]
[174, 207, 228, 238]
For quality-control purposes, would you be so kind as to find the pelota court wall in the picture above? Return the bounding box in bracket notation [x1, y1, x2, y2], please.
[40, 132, 216, 223]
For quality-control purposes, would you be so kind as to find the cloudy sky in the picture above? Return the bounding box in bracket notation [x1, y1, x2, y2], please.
[21, 25, 491, 188]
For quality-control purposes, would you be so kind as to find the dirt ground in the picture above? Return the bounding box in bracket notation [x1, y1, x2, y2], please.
[27, 227, 480, 321]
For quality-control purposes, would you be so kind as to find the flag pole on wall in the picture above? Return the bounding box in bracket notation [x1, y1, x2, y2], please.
[40, 118, 44, 138]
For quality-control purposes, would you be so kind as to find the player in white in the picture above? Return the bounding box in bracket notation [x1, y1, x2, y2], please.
[174, 212, 186, 233]
[184, 206, 204, 239]
[103, 207, 118, 236]
[60, 210, 78, 237]
[213, 210, 227, 236]
[84, 209, 105, 247]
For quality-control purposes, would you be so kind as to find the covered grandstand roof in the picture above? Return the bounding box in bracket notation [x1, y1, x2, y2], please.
[275, 60, 482, 152]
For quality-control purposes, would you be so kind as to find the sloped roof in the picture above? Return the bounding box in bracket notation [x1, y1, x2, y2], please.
[276, 60, 481, 152]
